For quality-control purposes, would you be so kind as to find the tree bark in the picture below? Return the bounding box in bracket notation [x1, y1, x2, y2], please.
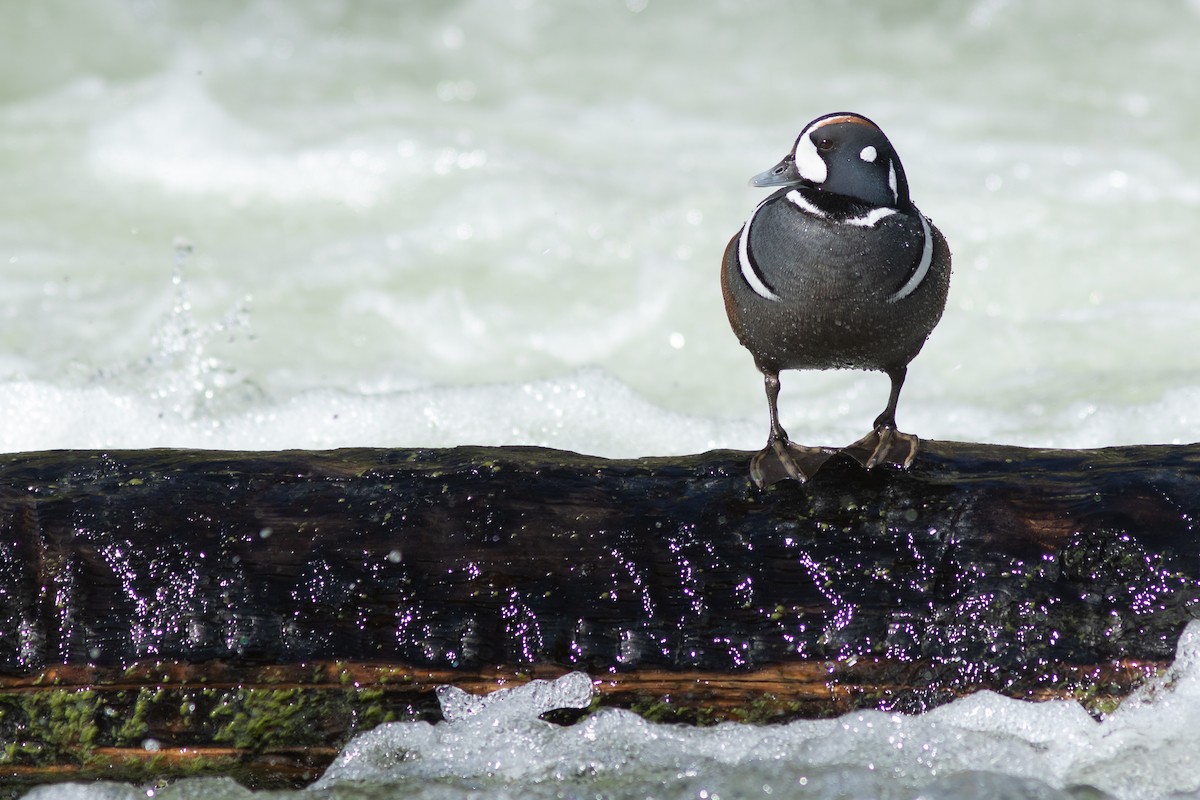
[1, 441, 1198, 786]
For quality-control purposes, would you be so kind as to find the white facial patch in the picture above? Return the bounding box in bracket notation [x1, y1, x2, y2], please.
[859, 145, 878, 163]
[887, 159, 899, 204]
[888, 213, 934, 303]
[736, 200, 781, 302]
[792, 127, 828, 184]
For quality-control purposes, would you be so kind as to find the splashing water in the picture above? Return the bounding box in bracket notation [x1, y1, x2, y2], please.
[98, 239, 258, 421]
[298, 625, 1200, 800]
[309, 623, 1200, 800]
[313, 672, 597, 790]
[27, 624, 1200, 800]
[433, 672, 595, 724]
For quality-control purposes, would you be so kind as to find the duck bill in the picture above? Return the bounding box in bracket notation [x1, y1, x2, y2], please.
[749, 155, 804, 187]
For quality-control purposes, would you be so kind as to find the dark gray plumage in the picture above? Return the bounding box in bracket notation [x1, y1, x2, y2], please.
[721, 112, 951, 487]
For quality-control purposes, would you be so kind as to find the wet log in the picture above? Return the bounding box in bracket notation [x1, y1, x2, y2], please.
[2, 441, 1200, 787]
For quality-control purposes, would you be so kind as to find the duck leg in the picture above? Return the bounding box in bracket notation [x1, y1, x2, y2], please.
[842, 366, 920, 470]
[749, 370, 835, 488]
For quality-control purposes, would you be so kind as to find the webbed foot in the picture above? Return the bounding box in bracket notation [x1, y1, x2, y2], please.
[750, 439, 837, 488]
[842, 426, 919, 471]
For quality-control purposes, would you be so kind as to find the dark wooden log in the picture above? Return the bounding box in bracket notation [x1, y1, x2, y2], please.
[2, 441, 1199, 788]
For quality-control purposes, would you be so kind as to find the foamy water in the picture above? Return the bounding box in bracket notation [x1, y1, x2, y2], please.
[4, 1, 1200, 798]
[310, 622, 1200, 800]
[22, 623, 1200, 800]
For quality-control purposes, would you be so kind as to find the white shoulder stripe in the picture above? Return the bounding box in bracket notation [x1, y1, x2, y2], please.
[888, 214, 933, 304]
[737, 200, 781, 302]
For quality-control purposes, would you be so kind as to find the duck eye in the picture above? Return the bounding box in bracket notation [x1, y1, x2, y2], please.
[815, 137, 834, 153]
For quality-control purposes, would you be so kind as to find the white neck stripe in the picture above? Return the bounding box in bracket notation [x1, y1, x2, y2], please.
[888, 214, 933, 303]
[737, 201, 781, 302]
[845, 207, 897, 227]
[785, 189, 828, 218]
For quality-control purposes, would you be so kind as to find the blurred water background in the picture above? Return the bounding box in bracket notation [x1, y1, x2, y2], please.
[3, 1, 1200, 798]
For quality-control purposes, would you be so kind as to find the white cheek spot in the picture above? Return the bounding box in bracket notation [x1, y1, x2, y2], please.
[859, 145, 878, 163]
[793, 134, 827, 184]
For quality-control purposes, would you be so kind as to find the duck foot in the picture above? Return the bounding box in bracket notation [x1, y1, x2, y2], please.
[842, 427, 920, 471]
[750, 439, 837, 488]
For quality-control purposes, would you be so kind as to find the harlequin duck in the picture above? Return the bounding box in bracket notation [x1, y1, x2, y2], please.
[721, 112, 951, 488]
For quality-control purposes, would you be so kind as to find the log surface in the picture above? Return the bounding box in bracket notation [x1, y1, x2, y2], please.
[2, 441, 1200, 785]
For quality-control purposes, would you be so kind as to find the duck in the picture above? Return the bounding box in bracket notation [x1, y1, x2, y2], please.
[720, 112, 951, 488]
